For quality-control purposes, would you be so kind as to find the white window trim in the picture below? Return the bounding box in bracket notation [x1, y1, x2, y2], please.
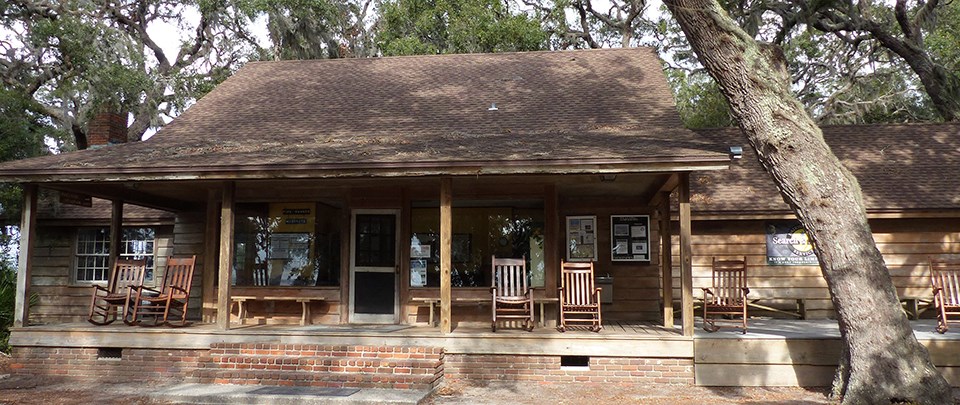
[71, 227, 157, 286]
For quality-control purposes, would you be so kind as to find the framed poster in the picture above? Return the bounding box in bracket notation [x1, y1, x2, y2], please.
[566, 215, 597, 261]
[610, 215, 650, 262]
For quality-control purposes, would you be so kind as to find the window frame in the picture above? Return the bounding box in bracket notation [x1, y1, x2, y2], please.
[72, 226, 157, 286]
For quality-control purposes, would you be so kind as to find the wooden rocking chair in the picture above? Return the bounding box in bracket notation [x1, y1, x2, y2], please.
[702, 257, 749, 334]
[127, 255, 197, 327]
[87, 258, 147, 325]
[557, 261, 602, 332]
[491, 255, 534, 332]
[930, 258, 960, 333]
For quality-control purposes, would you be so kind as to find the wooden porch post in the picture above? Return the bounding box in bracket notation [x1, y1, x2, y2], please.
[108, 200, 123, 273]
[202, 188, 220, 323]
[544, 184, 559, 296]
[678, 173, 694, 336]
[14, 185, 37, 328]
[440, 177, 453, 333]
[216, 182, 235, 330]
[659, 193, 674, 329]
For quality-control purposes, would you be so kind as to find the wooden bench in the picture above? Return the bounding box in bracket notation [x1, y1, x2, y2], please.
[678, 298, 809, 319]
[231, 296, 325, 326]
[900, 296, 933, 320]
[412, 297, 559, 328]
[748, 299, 808, 319]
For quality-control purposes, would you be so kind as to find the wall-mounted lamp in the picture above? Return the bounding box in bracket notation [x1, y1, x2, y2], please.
[600, 174, 617, 182]
[729, 145, 743, 160]
[487, 103, 498, 111]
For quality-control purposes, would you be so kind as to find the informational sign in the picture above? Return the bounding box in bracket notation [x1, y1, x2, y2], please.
[766, 221, 818, 266]
[610, 215, 650, 262]
[267, 203, 316, 285]
[566, 216, 597, 261]
[410, 259, 427, 287]
[59, 191, 92, 207]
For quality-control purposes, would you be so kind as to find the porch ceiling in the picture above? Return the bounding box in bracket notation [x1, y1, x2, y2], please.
[43, 173, 680, 212]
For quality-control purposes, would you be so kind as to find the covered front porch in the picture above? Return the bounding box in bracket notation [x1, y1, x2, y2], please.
[14, 170, 723, 336]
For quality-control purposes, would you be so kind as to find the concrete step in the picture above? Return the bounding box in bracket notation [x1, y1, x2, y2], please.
[156, 383, 431, 405]
[208, 354, 442, 370]
[197, 368, 438, 390]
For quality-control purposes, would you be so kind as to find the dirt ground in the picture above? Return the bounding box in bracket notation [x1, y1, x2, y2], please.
[423, 380, 835, 404]
[0, 374, 835, 405]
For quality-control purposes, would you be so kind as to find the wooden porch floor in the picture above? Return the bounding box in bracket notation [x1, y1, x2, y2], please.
[12, 319, 958, 360]
[11, 320, 691, 358]
[692, 319, 960, 386]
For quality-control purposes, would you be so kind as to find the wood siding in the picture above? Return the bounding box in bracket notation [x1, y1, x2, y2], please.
[28, 225, 174, 324]
[672, 218, 960, 319]
[561, 199, 662, 321]
[172, 211, 207, 321]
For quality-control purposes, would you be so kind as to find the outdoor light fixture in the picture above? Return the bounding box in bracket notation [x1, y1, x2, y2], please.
[600, 174, 617, 182]
[729, 145, 743, 160]
[488, 103, 498, 111]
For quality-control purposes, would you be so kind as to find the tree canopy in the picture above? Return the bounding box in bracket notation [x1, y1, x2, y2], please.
[3, 0, 956, 141]
[377, 0, 548, 56]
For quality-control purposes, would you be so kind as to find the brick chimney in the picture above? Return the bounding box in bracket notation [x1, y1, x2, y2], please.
[87, 111, 128, 148]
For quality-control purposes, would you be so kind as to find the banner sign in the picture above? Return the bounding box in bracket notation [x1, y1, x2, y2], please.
[766, 221, 817, 266]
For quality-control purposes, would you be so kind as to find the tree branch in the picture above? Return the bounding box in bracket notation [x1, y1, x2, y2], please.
[101, 0, 171, 71]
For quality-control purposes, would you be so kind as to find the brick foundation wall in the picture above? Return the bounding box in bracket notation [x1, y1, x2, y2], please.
[10, 347, 205, 382]
[10, 344, 444, 390]
[444, 354, 694, 384]
[11, 346, 691, 388]
[198, 344, 444, 390]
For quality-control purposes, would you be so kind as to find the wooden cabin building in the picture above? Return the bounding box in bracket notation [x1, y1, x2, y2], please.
[1, 48, 959, 389]
[687, 124, 960, 321]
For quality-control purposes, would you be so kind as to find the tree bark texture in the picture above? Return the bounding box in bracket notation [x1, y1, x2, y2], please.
[662, 0, 952, 403]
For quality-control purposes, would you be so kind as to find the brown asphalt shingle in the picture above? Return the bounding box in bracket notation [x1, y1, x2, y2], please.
[692, 123, 960, 213]
[0, 48, 727, 179]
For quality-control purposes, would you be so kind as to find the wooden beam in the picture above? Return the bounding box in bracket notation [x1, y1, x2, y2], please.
[339, 197, 351, 324]
[14, 185, 37, 328]
[440, 177, 453, 334]
[679, 173, 694, 336]
[108, 200, 123, 275]
[216, 182, 235, 330]
[400, 188, 412, 323]
[544, 184, 559, 295]
[48, 184, 195, 212]
[201, 188, 220, 323]
[660, 193, 674, 329]
[647, 173, 680, 207]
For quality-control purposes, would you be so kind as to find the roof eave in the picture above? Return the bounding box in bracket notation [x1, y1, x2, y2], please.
[0, 156, 731, 183]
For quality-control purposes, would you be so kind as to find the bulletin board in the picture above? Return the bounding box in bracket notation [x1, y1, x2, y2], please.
[566, 216, 597, 262]
[610, 215, 650, 262]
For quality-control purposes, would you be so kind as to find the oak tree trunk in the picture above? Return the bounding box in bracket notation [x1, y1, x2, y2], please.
[662, 0, 952, 403]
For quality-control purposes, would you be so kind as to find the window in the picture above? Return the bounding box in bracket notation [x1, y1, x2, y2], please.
[75, 227, 156, 283]
[233, 202, 342, 287]
[410, 201, 544, 288]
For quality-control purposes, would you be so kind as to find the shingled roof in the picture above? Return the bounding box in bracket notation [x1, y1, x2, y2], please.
[691, 123, 960, 214]
[0, 48, 729, 182]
